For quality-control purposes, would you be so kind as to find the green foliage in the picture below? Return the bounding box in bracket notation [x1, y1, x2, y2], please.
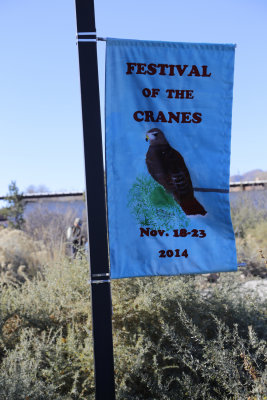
[4, 181, 25, 230]
[128, 175, 189, 230]
[0, 207, 9, 219]
[0, 257, 94, 399]
[0, 329, 63, 400]
[1, 256, 265, 399]
[112, 275, 266, 399]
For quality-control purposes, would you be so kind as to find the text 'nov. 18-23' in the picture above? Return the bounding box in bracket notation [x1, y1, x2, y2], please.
[140, 228, 207, 238]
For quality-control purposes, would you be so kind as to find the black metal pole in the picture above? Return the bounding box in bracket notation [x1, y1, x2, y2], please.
[74, 1, 116, 399]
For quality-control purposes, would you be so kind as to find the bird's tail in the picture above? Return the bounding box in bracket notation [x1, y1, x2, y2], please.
[179, 196, 207, 216]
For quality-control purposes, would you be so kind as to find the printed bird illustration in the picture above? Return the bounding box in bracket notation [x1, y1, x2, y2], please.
[145, 128, 207, 216]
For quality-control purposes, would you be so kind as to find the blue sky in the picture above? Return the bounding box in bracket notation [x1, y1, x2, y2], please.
[0, 0, 266, 196]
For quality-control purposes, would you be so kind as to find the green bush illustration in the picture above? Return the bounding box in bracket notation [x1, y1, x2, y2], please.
[128, 175, 189, 230]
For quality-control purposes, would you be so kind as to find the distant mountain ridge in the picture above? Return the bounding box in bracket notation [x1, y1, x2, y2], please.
[230, 169, 267, 182]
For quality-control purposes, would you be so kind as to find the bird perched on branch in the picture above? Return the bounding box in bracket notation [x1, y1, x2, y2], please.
[145, 128, 207, 216]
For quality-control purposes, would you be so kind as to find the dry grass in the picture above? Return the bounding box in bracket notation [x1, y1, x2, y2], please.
[0, 228, 48, 284]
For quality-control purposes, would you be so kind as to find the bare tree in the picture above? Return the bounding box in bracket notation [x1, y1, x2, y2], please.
[24, 205, 87, 259]
[25, 185, 50, 194]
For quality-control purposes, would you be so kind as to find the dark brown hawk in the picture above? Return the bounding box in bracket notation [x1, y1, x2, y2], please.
[145, 128, 207, 216]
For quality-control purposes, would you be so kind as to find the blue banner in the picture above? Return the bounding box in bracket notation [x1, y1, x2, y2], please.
[105, 38, 237, 279]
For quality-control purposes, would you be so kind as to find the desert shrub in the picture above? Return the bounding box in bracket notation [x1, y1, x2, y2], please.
[0, 259, 266, 399]
[0, 257, 90, 334]
[0, 257, 94, 399]
[0, 328, 62, 399]
[113, 275, 267, 399]
[0, 326, 94, 400]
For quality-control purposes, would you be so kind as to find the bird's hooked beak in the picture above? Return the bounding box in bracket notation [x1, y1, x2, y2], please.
[145, 134, 149, 142]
